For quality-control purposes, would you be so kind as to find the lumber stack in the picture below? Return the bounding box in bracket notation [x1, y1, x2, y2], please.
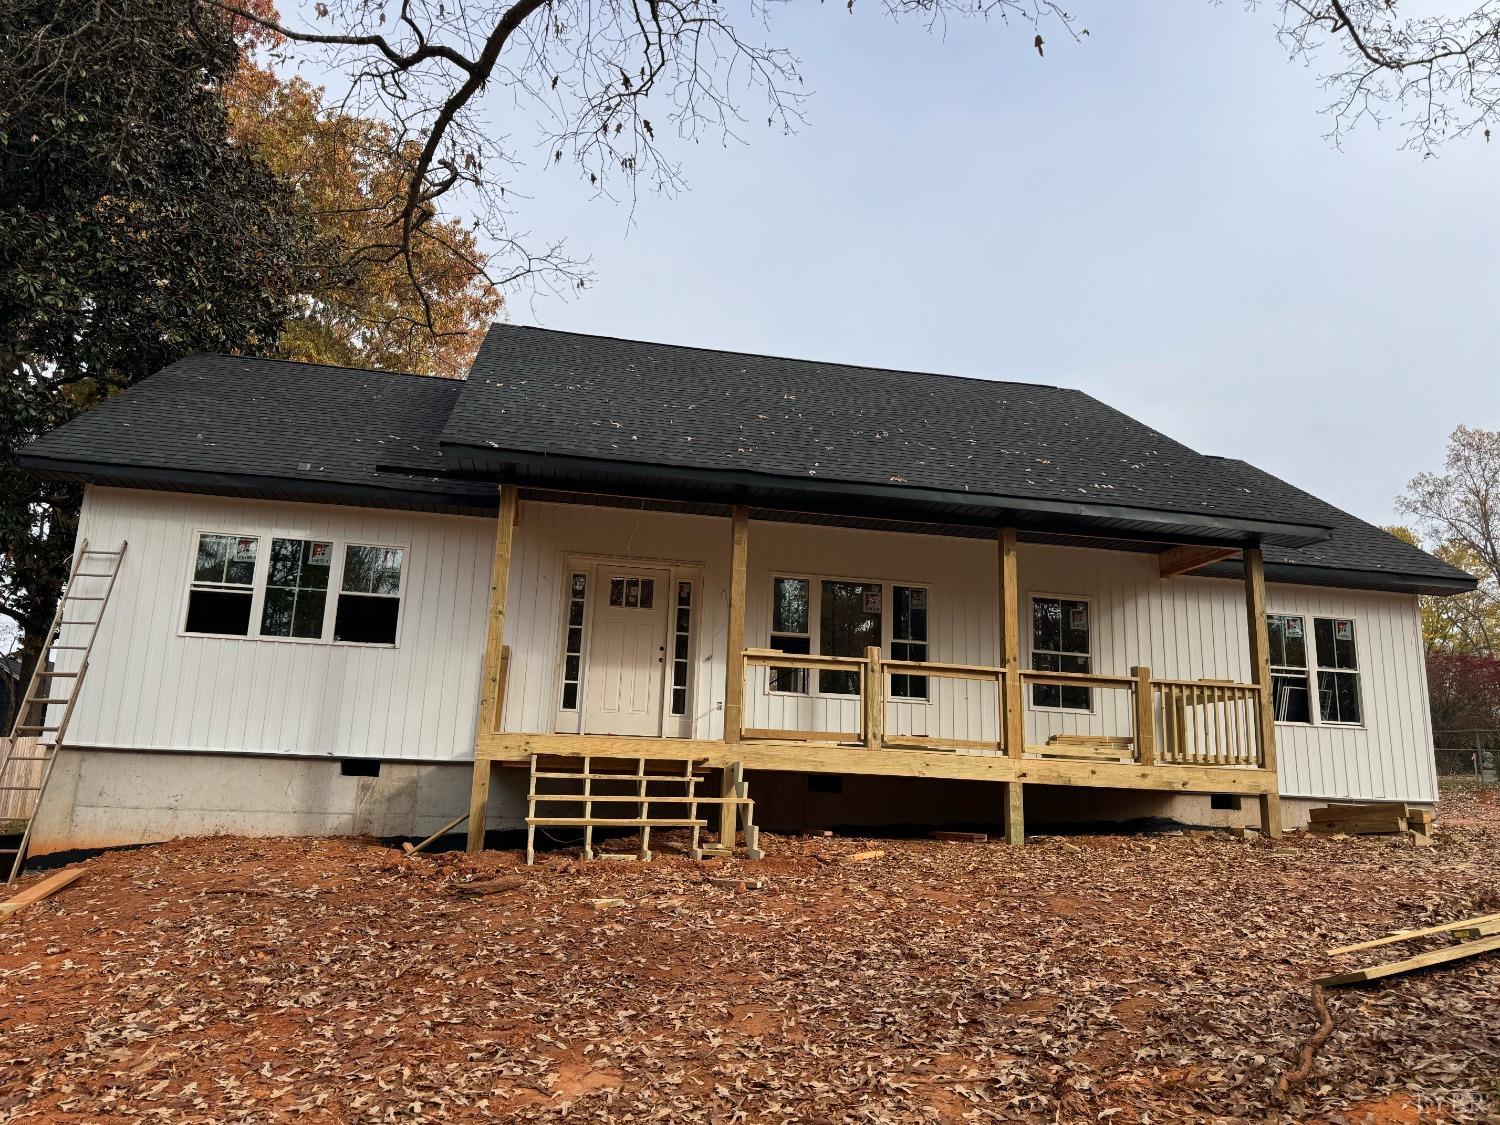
[1307, 802, 1432, 841]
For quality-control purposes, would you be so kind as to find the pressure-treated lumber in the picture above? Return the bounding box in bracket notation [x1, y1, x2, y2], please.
[863, 646, 883, 751]
[1242, 547, 1282, 838]
[1131, 666, 1156, 766]
[998, 528, 1025, 759]
[0, 866, 86, 915]
[477, 732, 1279, 794]
[1002, 781, 1024, 845]
[403, 812, 470, 857]
[723, 506, 749, 745]
[468, 484, 519, 854]
[1158, 544, 1238, 579]
[1328, 911, 1500, 956]
[1316, 931, 1500, 987]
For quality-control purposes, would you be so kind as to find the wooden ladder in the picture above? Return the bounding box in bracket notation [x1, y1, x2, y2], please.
[2, 539, 128, 885]
[524, 755, 761, 863]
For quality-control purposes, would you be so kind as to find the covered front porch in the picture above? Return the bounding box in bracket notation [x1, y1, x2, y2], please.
[465, 490, 1285, 849]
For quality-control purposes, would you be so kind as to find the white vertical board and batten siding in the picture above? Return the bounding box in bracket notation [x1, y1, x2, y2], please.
[68, 486, 494, 760]
[69, 489, 1436, 804]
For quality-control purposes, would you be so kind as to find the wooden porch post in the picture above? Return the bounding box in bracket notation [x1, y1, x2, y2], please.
[998, 528, 1025, 844]
[719, 506, 750, 846]
[1131, 666, 1156, 767]
[1243, 546, 1282, 837]
[467, 485, 519, 854]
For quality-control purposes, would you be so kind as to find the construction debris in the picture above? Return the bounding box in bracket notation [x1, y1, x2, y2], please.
[1317, 931, 1500, 987]
[929, 830, 988, 843]
[0, 865, 85, 915]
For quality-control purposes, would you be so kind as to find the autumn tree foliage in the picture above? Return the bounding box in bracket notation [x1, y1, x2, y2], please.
[226, 65, 500, 378]
[1399, 426, 1500, 654]
[1426, 650, 1500, 733]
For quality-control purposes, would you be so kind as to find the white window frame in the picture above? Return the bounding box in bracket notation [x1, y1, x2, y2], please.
[1266, 610, 1366, 729]
[1267, 612, 1313, 727]
[1026, 591, 1096, 716]
[763, 573, 932, 703]
[181, 530, 264, 639]
[333, 541, 407, 648]
[178, 529, 407, 649]
[1311, 614, 1364, 728]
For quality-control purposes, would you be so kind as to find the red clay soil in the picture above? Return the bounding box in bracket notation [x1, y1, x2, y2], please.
[1, 789, 1497, 1123]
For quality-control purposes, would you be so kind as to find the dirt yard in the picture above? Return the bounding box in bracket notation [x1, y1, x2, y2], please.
[2, 789, 1497, 1123]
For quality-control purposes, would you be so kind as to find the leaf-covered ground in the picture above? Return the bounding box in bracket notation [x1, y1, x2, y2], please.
[1, 787, 1497, 1123]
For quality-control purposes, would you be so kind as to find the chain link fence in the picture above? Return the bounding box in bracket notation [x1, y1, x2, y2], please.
[1434, 730, 1500, 785]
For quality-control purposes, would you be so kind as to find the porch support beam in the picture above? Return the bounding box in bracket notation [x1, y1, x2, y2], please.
[1242, 546, 1283, 837]
[719, 505, 750, 847]
[467, 485, 519, 853]
[998, 528, 1025, 761]
[1159, 544, 1238, 579]
[1001, 783, 1024, 845]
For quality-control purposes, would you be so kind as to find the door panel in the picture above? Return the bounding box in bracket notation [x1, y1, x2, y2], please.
[583, 564, 669, 736]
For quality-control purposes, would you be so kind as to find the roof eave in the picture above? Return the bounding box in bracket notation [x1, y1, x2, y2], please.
[1194, 557, 1478, 597]
[19, 454, 500, 516]
[440, 442, 1335, 548]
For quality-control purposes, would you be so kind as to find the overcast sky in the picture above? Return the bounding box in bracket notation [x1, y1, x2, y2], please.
[474, 1, 1497, 530]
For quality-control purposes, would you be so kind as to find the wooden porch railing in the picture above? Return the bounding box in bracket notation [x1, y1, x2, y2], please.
[738, 648, 1266, 769]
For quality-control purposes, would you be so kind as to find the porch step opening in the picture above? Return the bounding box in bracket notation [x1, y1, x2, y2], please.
[524, 755, 761, 864]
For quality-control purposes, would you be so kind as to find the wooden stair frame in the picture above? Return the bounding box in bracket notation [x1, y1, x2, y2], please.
[524, 755, 761, 863]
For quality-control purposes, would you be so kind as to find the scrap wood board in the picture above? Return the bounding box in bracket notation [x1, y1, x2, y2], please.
[0, 866, 86, 915]
[1329, 911, 1500, 956]
[1316, 931, 1500, 987]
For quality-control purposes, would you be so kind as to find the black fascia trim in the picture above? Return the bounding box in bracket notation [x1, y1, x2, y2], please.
[1195, 558, 1478, 596]
[19, 454, 501, 512]
[439, 442, 1335, 547]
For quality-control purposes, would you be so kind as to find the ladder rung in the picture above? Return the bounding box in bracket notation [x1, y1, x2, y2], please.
[528, 793, 742, 804]
[74, 572, 116, 577]
[64, 596, 106, 601]
[3, 756, 53, 762]
[34, 671, 80, 678]
[58, 619, 98, 625]
[24, 698, 70, 706]
[48, 645, 86, 651]
[0, 785, 41, 792]
[13, 725, 59, 732]
[81, 549, 122, 556]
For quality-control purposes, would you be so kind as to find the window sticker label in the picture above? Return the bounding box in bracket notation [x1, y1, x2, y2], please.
[863, 588, 882, 612]
[234, 538, 257, 562]
[1286, 618, 1303, 639]
[1069, 606, 1088, 631]
[908, 588, 926, 609]
[1335, 620, 1353, 641]
[308, 543, 331, 566]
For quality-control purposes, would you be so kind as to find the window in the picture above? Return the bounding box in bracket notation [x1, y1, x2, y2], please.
[560, 572, 587, 711]
[671, 581, 693, 716]
[1267, 613, 1311, 724]
[608, 576, 654, 608]
[185, 533, 259, 636]
[767, 577, 931, 698]
[890, 585, 929, 700]
[334, 545, 404, 644]
[1314, 617, 1361, 725]
[260, 538, 332, 639]
[819, 581, 881, 695]
[1031, 596, 1091, 710]
[769, 577, 811, 693]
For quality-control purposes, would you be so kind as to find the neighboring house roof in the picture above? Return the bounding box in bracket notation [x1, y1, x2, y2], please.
[19, 326, 1476, 595]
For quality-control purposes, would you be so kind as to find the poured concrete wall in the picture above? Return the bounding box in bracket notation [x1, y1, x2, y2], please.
[28, 748, 530, 856]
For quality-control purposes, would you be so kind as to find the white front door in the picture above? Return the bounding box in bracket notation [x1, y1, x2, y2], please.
[582, 564, 671, 736]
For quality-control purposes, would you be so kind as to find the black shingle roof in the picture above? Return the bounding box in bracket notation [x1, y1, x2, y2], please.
[446, 326, 1335, 535]
[19, 328, 1475, 594]
[1193, 459, 1474, 594]
[20, 354, 496, 511]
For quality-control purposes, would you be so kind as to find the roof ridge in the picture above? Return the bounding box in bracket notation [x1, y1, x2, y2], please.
[487, 323, 1072, 394]
[192, 353, 453, 383]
